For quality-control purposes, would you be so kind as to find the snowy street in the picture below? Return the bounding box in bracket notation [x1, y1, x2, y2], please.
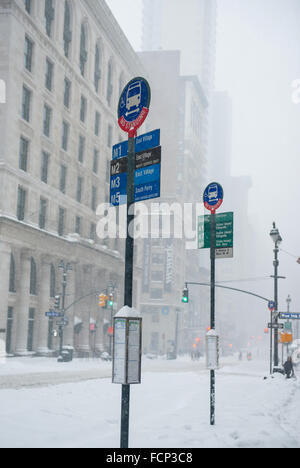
[0, 356, 299, 448]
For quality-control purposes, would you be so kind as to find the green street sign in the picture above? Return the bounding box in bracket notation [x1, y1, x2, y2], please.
[198, 212, 234, 250]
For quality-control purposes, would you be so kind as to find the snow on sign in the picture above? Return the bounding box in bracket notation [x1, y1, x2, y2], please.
[118, 77, 151, 136]
[203, 182, 224, 213]
[206, 330, 220, 370]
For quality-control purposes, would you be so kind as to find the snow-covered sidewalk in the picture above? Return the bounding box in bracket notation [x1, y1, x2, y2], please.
[0, 357, 299, 448]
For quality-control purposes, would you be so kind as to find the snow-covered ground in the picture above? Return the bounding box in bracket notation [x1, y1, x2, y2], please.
[0, 356, 299, 448]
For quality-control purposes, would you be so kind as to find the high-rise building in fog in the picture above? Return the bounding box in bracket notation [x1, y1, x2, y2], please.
[142, 0, 217, 97]
[139, 1, 217, 355]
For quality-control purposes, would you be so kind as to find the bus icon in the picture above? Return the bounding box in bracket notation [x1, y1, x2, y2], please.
[208, 184, 218, 201]
[126, 81, 142, 116]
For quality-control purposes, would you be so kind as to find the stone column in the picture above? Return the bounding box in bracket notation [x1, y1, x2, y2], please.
[15, 251, 31, 355]
[64, 266, 75, 348]
[36, 257, 51, 355]
[77, 265, 93, 355]
[0, 243, 12, 357]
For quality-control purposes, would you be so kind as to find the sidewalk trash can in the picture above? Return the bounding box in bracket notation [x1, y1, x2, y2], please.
[58, 346, 74, 362]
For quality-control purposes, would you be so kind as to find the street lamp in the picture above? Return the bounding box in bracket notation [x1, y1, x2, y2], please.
[58, 260, 72, 357]
[269, 222, 282, 369]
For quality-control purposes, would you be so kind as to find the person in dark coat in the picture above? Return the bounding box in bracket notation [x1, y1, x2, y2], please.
[283, 356, 295, 379]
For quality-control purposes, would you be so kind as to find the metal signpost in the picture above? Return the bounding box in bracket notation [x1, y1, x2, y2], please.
[115, 77, 152, 449]
[268, 301, 276, 374]
[203, 182, 224, 426]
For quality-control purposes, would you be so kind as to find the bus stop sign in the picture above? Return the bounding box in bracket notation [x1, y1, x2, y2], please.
[118, 77, 151, 137]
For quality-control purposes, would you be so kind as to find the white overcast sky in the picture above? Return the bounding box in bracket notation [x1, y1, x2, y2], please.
[106, 0, 300, 310]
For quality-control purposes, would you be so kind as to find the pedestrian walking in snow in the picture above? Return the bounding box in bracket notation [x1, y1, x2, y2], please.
[283, 356, 295, 379]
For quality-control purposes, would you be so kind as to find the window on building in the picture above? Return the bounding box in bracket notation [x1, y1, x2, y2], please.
[150, 288, 163, 299]
[95, 111, 101, 136]
[25, 0, 31, 14]
[45, 0, 54, 38]
[22, 86, 31, 122]
[76, 176, 83, 203]
[91, 186, 97, 212]
[107, 124, 113, 148]
[50, 264, 56, 298]
[27, 308, 35, 351]
[45, 58, 54, 91]
[75, 216, 81, 235]
[64, 77, 71, 108]
[93, 148, 99, 174]
[41, 151, 49, 183]
[39, 197, 47, 229]
[79, 23, 88, 77]
[107, 60, 113, 105]
[90, 223, 96, 241]
[9, 254, 16, 293]
[24, 36, 34, 72]
[6, 307, 13, 354]
[59, 164, 67, 193]
[63, 0, 72, 58]
[151, 270, 164, 282]
[78, 135, 85, 163]
[94, 44, 101, 92]
[43, 104, 52, 137]
[19, 136, 29, 172]
[80, 95, 87, 123]
[30, 258, 37, 295]
[17, 186, 26, 221]
[62, 120, 69, 151]
[58, 207, 65, 236]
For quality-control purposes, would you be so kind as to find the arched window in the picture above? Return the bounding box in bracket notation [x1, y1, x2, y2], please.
[107, 59, 113, 105]
[45, 0, 55, 38]
[79, 23, 88, 77]
[94, 43, 101, 93]
[30, 258, 37, 295]
[9, 254, 16, 293]
[63, 0, 72, 58]
[50, 264, 56, 298]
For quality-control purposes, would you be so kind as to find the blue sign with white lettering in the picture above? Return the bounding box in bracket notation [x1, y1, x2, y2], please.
[135, 180, 161, 203]
[110, 173, 127, 207]
[112, 129, 160, 160]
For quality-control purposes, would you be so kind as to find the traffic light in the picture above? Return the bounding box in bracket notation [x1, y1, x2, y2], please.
[108, 294, 114, 307]
[99, 294, 108, 308]
[54, 295, 61, 310]
[182, 288, 189, 303]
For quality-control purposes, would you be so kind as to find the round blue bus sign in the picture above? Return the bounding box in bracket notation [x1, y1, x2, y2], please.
[118, 77, 151, 138]
[203, 182, 224, 213]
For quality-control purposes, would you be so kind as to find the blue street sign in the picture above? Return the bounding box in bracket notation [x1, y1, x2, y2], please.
[135, 179, 161, 203]
[279, 313, 300, 320]
[204, 182, 224, 212]
[110, 147, 161, 206]
[45, 310, 62, 318]
[162, 307, 170, 316]
[112, 129, 160, 160]
[118, 77, 151, 135]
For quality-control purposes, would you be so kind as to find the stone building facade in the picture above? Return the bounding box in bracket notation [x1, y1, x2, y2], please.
[0, 0, 144, 355]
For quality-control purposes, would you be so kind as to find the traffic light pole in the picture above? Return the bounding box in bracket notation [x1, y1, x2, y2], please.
[120, 133, 136, 449]
[210, 212, 216, 426]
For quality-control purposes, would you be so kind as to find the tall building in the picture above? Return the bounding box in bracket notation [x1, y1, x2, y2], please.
[0, 0, 145, 356]
[142, 0, 217, 97]
[139, 1, 217, 355]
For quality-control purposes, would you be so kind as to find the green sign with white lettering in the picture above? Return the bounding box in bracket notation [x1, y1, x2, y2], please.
[198, 212, 234, 250]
